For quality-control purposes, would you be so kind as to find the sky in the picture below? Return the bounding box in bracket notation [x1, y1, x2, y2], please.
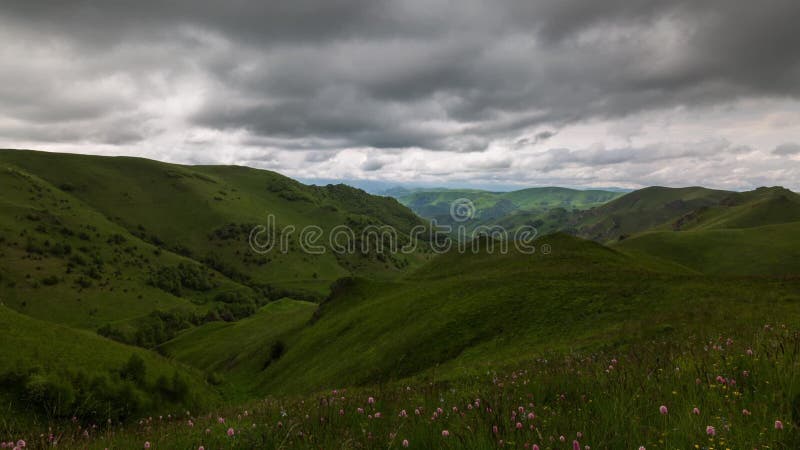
[1, 0, 799, 190]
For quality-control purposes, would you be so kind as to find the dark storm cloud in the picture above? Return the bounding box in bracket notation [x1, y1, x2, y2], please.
[773, 143, 800, 156]
[1, 0, 799, 153]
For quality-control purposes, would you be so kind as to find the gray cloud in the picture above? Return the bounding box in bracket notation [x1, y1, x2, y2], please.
[0, 1, 799, 188]
[773, 143, 800, 156]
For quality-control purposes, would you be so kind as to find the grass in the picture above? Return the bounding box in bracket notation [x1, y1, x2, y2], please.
[4, 324, 799, 448]
[159, 299, 317, 399]
[0, 306, 219, 423]
[2, 149, 800, 448]
[391, 187, 623, 232]
[0, 149, 430, 300]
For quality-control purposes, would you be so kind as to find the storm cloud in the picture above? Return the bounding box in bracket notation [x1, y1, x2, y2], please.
[1, 0, 799, 188]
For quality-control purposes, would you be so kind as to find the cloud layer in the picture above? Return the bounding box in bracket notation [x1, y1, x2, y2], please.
[1, 0, 799, 189]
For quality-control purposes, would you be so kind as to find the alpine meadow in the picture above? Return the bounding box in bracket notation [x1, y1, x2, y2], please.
[2, 1, 800, 449]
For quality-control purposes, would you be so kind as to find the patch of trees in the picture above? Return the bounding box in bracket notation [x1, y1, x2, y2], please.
[208, 223, 256, 241]
[99, 310, 200, 348]
[148, 263, 214, 296]
[0, 354, 193, 422]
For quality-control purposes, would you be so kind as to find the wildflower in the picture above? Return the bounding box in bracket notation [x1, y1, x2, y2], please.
[516, 422, 523, 429]
[742, 409, 751, 416]
[227, 428, 235, 437]
[357, 407, 365, 414]
[402, 439, 409, 448]
[533, 445, 540, 450]
[368, 396, 375, 405]
[527, 412, 535, 420]
[492, 425, 499, 434]
[573, 440, 581, 450]
[692, 407, 700, 415]
[442, 430, 450, 437]
[399, 409, 407, 417]
[638, 447, 646, 450]
[746, 348, 754, 356]
[217, 417, 225, 424]
[706, 425, 716, 436]
[775, 420, 784, 430]
[659, 405, 668, 415]
[144, 442, 151, 449]
[339, 409, 345, 416]
[560, 435, 566, 442]
[375, 412, 382, 418]
[199, 447, 204, 450]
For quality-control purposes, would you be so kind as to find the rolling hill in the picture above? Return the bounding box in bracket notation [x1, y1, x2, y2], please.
[568, 186, 732, 242]
[389, 186, 624, 232]
[157, 233, 800, 399]
[0, 305, 218, 424]
[3, 149, 800, 449]
[0, 149, 430, 300]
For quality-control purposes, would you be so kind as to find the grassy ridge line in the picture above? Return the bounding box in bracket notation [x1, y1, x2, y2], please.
[392, 186, 623, 232]
[243, 234, 800, 395]
[0, 149, 431, 295]
[616, 221, 800, 276]
[0, 161, 256, 330]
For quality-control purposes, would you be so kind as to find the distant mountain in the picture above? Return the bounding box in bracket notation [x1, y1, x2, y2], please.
[569, 186, 732, 242]
[612, 186, 800, 276]
[389, 186, 624, 232]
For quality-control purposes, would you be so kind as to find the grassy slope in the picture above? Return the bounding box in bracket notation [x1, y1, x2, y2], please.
[612, 187, 800, 276]
[616, 221, 800, 276]
[393, 187, 623, 231]
[159, 299, 317, 399]
[0, 149, 429, 297]
[0, 161, 249, 329]
[242, 234, 800, 395]
[0, 305, 218, 410]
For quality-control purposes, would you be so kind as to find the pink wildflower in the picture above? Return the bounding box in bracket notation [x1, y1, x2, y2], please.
[706, 425, 716, 436]
[368, 396, 375, 405]
[402, 439, 409, 448]
[573, 440, 581, 450]
[516, 422, 523, 429]
[659, 405, 668, 415]
[227, 428, 235, 437]
[144, 442, 151, 449]
[442, 430, 450, 437]
[692, 407, 700, 415]
[775, 420, 784, 430]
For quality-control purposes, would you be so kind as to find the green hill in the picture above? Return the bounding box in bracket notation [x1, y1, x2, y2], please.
[0, 305, 217, 423]
[671, 186, 800, 231]
[0, 149, 429, 299]
[570, 186, 731, 242]
[159, 298, 317, 399]
[616, 221, 800, 276]
[390, 186, 623, 231]
[156, 234, 797, 398]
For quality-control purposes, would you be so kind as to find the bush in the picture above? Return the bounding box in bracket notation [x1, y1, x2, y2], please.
[0, 360, 194, 422]
[149, 263, 213, 296]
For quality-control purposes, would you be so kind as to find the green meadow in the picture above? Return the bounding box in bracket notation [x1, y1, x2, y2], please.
[1, 149, 799, 448]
